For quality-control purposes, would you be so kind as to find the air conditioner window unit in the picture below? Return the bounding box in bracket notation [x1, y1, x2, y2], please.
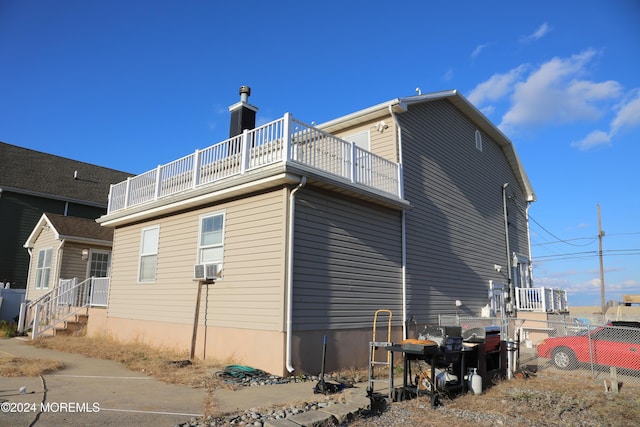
[194, 263, 222, 280]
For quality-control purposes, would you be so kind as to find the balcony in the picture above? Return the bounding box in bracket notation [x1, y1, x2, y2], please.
[107, 113, 403, 214]
[515, 287, 569, 312]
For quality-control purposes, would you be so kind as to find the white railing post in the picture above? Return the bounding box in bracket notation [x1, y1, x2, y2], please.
[397, 164, 404, 199]
[124, 177, 131, 208]
[17, 302, 27, 333]
[540, 287, 547, 312]
[107, 184, 114, 213]
[350, 142, 357, 184]
[240, 129, 251, 174]
[154, 165, 162, 199]
[283, 113, 291, 163]
[192, 149, 201, 188]
[515, 288, 521, 310]
[32, 303, 41, 340]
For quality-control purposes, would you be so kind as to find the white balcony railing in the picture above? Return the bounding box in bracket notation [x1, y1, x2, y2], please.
[107, 113, 402, 214]
[515, 287, 568, 312]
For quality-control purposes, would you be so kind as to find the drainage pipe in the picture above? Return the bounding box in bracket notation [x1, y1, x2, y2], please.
[502, 183, 513, 314]
[389, 105, 407, 339]
[286, 176, 307, 373]
[525, 203, 534, 286]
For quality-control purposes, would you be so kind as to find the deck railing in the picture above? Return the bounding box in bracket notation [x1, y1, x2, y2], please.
[515, 287, 568, 312]
[107, 113, 401, 214]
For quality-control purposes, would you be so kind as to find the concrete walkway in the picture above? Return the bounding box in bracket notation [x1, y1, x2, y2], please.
[0, 337, 206, 426]
[0, 338, 377, 427]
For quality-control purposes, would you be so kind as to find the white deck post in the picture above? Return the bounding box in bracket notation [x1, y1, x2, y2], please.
[192, 149, 201, 188]
[107, 184, 113, 213]
[124, 177, 131, 208]
[32, 303, 41, 340]
[240, 129, 251, 174]
[154, 165, 162, 200]
[17, 302, 27, 333]
[283, 113, 291, 163]
[397, 164, 404, 199]
[351, 141, 357, 184]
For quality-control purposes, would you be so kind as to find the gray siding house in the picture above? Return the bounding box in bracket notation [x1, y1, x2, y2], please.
[0, 142, 131, 288]
[83, 89, 538, 375]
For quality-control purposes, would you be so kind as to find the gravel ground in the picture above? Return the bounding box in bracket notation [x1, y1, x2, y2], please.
[176, 370, 640, 427]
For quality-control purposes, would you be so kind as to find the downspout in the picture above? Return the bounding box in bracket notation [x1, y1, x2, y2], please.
[502, 184, 513, 314]
[389, 105, 407, 339]
[286, 176, 307, 373]
[525, 203, 534, 287]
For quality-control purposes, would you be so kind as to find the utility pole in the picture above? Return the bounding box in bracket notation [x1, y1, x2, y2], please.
[598, 204, 606, 315]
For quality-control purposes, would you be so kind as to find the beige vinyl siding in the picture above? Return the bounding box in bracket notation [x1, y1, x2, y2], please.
[292, 188, 402, 330]
[107, 188, 287, 331]
[59, 242, 111, 281]
[398, 100, 530, 322]
[26, 228, 57, 300]
[332, 118, 398, 163]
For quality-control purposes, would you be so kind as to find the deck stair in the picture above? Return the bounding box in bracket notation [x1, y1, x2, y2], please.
[54, 313, 89, 336]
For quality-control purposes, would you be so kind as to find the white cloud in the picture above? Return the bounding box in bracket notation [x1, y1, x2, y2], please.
[467, 65, 528, 106]
[570, 88, 640, 150]
[611, 90, 640, 135]
[499, 49, 623, 131]
[467, 49, 637, 150]
[570, 130, 611, 151]
[521, 22, 552, 42]
[442, 68, 453, 82]
[471, 43, 489, 59]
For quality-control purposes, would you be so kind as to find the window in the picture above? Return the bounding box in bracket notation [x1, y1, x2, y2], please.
[512, 253, 532, 288]
[344, 131, 370, 151]
[35, 248, 52, 289]
[88, 250, 111, 278]
[139, 226, 159, 282]
[198, 213, 225, 265]
[475, 129, 483, 152]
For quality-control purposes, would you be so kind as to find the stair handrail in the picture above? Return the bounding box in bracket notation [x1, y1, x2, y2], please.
[18, 277, 95, 338]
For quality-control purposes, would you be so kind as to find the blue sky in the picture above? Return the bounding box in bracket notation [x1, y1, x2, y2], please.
[1, 1, 639, 307]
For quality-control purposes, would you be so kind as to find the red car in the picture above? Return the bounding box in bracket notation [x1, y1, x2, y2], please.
[537, 321, 640, 371]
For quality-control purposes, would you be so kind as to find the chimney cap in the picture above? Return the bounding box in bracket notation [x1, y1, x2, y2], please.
[239, 86, 251, 96]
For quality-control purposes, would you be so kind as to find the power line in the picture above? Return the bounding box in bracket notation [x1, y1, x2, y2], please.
[529, 215, 598, 247]
[531, 236, 598, 247]
[533, 249, 640, 261]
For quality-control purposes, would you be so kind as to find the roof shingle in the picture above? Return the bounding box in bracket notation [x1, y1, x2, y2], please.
[0, 142, 132, 206]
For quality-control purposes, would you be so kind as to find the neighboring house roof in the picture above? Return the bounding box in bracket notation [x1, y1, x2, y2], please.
[318, 89, 536, 202]
[0, 142, 132, 207]
[24, 213, 114, 248]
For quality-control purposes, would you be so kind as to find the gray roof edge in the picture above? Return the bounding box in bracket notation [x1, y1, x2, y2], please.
[0, 186, 107, 208]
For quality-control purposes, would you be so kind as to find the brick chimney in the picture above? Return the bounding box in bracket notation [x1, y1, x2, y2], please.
[229, 86, 258, 137]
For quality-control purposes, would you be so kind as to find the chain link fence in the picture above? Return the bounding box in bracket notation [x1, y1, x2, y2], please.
[438, 314, 640, 385]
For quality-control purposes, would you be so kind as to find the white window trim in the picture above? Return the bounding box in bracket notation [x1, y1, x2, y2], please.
[34, 247, 53, 289]
[197, 211, 225, 272]
[86, 249, 111, 279]
[138, 225, 160, 283]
